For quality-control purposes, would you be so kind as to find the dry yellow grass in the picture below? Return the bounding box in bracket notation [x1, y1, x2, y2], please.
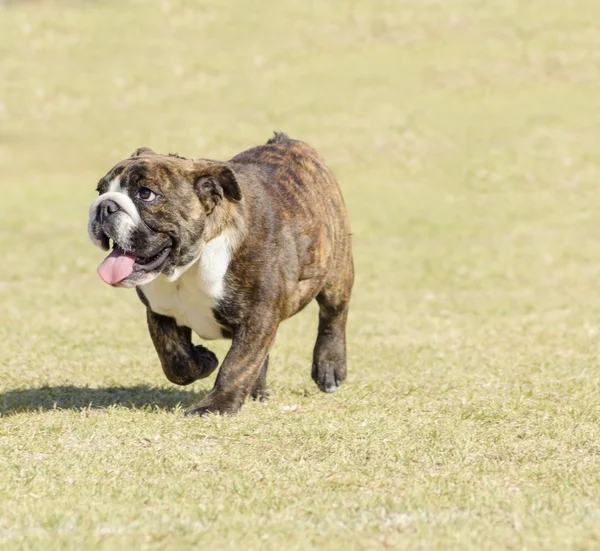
[1, 0, 600, 549]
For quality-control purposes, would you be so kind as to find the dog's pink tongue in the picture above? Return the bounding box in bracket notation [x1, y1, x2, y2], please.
[97, 249, 136, 285]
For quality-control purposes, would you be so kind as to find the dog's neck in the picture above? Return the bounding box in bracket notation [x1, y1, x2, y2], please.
[166, 202, 246, 288]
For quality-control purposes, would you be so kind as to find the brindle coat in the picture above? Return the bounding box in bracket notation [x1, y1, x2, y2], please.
[94, 133, 354, 415]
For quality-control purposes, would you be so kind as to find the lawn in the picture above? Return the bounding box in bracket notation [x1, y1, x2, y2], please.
[1, 0, 600, 549]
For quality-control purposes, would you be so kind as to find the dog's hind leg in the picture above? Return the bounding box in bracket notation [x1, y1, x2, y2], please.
[250, 355, 269, 401]
[311, 254, 354, 393]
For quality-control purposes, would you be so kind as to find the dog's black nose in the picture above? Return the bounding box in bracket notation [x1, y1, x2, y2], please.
[98, 200, 120, 223]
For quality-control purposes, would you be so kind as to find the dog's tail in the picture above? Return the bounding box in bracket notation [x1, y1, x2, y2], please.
[266, 131, 292, 145]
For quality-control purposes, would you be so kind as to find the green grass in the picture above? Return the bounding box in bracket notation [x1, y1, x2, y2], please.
[1, 0, 600, 549]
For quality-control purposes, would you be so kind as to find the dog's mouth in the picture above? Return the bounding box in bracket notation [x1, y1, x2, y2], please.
[97, 239, 172, 286]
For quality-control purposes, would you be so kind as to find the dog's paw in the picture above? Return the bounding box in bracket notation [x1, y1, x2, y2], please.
[311, 361, 346, 393]
[184, 404, 218, 417]
[249, 376, 269, 401]
[250, 386, 270, 401]
[184, 393, 241, 416]
[192, 345, 219, 379]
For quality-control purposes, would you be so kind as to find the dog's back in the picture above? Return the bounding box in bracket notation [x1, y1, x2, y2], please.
[228, 133, 353, 317]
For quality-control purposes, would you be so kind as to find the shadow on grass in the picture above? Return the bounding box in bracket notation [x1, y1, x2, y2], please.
[0, 385, 210, 416]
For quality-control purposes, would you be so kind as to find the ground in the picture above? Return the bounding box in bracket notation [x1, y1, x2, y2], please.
[1, 0, 600, 549]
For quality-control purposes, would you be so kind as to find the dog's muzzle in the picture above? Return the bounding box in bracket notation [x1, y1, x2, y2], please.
[88, 191, 173, 287]
[88, 191, 142, 250]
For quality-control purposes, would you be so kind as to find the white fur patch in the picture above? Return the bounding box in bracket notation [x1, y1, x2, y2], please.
[108, 176, 122, 193]
[198, 232, 232, 297]
[87, 178, 141, 250]
[142, 230, 235, 340]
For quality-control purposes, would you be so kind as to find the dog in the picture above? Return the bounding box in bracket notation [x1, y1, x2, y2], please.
[88, 133, 354, 415]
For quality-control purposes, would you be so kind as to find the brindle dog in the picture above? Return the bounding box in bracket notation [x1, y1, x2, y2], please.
[88, 133, 354, 415]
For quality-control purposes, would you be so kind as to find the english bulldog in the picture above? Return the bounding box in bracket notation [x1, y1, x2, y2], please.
[88, 133, 354, 415]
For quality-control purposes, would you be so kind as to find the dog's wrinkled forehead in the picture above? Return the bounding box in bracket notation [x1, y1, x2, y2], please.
[97, 159, 164, 194]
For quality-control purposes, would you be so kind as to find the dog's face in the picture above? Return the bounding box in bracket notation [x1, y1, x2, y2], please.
[88, 148, 241, 288]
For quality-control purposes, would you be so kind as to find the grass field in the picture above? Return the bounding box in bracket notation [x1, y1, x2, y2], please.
[1, 0, 600, 549]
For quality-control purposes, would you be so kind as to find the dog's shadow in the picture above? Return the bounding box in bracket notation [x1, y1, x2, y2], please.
[0, 385, 209, 416]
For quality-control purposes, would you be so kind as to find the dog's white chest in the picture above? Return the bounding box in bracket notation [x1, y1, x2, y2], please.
[142, 234, 232, 340]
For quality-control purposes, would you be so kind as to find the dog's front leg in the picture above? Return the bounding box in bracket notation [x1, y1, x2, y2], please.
[184, 319, 278, 416]
[147, 309, 219, 385]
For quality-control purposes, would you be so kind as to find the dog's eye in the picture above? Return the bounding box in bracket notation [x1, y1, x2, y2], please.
[137, 187, 156, 202]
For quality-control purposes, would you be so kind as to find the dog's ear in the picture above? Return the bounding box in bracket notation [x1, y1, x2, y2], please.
[130, 147, 156, 158]
[194, 164, 241, 214]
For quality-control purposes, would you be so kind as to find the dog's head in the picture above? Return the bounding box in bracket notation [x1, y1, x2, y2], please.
[87, 148, 242, 288]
